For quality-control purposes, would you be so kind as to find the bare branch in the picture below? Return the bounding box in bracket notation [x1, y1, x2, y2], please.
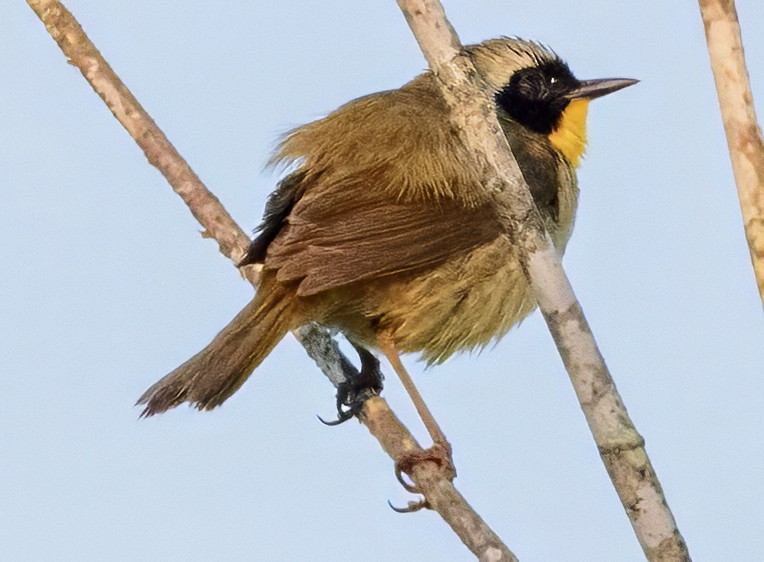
[26, 0, 252, 275]
[362, 398, 517, 562]
[397, 1, 690, 560]
[699, 0, 764, 306]
[27, 1, 516, 559]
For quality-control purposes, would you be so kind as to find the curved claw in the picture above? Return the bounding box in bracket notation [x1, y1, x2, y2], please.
[394, 463, 421, 494]
[316, 405, 357, 426]
[320, 342, 385, 427]
[387, 498, 429, 513]
[318, 380, 362, 426]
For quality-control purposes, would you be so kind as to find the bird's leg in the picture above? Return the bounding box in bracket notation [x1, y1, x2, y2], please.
[377, 334, 455, 489]
[319, 340, 384, 426]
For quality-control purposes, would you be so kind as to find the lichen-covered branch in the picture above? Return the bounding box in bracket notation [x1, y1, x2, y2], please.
[397, 1, 690, 560]
[699, 0, 764, 305]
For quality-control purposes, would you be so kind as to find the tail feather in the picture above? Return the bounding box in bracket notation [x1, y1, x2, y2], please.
[137, 286, 295, 416]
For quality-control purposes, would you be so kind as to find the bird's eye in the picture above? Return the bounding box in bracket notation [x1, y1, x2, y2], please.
[549, 77, 558, 85]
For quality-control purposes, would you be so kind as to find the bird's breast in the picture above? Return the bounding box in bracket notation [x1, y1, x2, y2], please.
[367, 235, 537, 364]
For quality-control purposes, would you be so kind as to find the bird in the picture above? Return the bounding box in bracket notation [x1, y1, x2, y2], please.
[137, 37, 636, 454]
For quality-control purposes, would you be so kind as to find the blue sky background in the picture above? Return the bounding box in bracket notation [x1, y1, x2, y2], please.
[3, 1, 763, 560]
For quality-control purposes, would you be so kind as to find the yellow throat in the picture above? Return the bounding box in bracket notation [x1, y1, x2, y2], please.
[548, 99, 589, 167]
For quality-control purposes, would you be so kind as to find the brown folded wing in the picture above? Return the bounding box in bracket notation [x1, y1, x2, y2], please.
[262, 179, 500, 297]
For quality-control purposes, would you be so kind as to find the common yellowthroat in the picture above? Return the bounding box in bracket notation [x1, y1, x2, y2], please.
[138, 38, 636, 431]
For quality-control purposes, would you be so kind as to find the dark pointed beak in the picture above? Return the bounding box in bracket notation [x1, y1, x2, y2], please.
[565, 78, 639, 100]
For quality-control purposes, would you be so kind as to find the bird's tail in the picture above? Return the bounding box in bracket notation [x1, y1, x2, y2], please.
[137, 282, 296, 416]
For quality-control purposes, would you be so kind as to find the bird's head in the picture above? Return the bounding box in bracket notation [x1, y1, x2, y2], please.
[468, 38, 637, 166]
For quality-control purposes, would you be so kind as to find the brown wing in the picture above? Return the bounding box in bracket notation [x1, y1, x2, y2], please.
[262, 177, 500, 297]
[243, 76, 503, 295]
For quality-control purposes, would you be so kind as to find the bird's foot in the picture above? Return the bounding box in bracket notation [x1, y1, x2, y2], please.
[393, 441, 455, 498]
[319, 344, 383, 425]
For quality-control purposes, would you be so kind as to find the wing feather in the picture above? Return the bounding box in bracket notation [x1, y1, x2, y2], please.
[264, 179, 499, 296]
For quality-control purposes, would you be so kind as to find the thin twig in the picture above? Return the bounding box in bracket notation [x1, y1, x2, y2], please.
[396, 1, 690, 560]
[698, 0, 764, 306]
[26, 1, 517, 560]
